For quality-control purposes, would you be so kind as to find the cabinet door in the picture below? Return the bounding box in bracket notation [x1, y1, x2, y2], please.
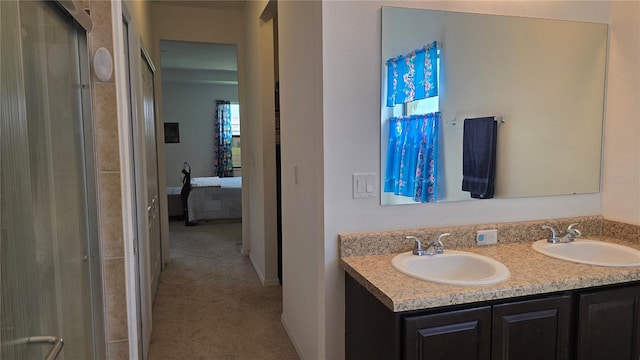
[492, 295, 571, 360]
[403, 306, 491, 360]
[577, 285, 640, 360]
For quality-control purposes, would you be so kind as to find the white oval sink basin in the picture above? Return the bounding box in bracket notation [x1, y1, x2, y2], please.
[532, 239, 640, 267]
[391, 250, 510, 286]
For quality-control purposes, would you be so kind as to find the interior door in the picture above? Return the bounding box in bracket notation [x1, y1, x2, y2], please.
[1, 1, 100, 359]
[142, 53, 162, 302]
[121, 13, 145, 359]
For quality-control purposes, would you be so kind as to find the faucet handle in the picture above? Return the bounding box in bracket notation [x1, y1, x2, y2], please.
[542, 226, 558, 243]
[567, 223, 582, 234]
[436, 233, 451, 243]
[567, 223, 582, 238]
[407, 236, 426, 256]
[429, 233, 450, 255]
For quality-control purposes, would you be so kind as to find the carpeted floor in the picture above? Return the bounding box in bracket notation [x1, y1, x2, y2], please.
[148, 221, 299, 360]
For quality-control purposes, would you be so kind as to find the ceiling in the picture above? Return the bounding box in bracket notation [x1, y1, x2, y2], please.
[156, 2, 241, 85]
[151, 0, 246, 11]
[160, 40, 238, 71]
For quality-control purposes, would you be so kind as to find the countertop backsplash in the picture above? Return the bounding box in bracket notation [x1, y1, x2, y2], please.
[339, 215, 614, 258]
[603, 218, 640, 244]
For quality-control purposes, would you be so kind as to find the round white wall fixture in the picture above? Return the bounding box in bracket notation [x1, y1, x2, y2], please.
[93, 47, 113, 82]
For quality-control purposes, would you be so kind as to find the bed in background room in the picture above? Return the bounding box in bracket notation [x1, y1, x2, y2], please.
[187, 176, 242, 222]
[166, 162, 242, 224]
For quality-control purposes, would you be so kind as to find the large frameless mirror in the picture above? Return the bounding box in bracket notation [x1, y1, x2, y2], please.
[381, 7, 608, 205]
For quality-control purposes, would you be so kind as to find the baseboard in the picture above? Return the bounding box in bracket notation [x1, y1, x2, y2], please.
[249, 252, 266, 284]
[248, 253, 280, 286]
[281, 314, 305, 360]
[264, 277, 280, 286]
[241, 243, 249, 256]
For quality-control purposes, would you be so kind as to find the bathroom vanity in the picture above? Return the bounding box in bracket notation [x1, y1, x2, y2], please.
[346, 274, 640, 360]
[340, 218, 640, 360]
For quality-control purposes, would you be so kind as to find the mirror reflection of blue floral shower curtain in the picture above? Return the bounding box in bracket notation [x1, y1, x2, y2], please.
[384, 112, 440, 203]
[214, 100, 234, 177]
[386, 41, 439, 107]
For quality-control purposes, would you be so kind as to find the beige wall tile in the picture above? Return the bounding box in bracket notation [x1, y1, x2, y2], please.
[87, 0, 128, 354]
[89, 27, 114, 63]
[75, 0, 89, 10]
[90, 0, 113, 31]
[94, 84, 120, 171]
[99, 171, 124, 257]
[104, 257, 128, 340]
[108, 340, 129, 360]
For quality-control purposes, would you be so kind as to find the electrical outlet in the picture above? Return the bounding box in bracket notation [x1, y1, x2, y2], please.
[477, 229, 498, 245]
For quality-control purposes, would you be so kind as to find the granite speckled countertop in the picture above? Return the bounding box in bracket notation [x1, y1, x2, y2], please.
[340, 236, 640, 312]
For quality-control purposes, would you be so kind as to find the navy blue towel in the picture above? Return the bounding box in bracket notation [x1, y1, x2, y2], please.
[461, 117, 497, 199]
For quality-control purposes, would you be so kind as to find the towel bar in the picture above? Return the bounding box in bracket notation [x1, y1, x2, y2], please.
[447, 115, 505, 126]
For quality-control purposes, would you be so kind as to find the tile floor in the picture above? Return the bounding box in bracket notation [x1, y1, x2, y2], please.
[147, 221, 299, 359]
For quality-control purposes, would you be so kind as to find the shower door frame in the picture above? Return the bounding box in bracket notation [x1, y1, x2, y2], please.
[72, 6, 107, 360]
[0, 0, 105, 358]
[57, 3, 107, 357]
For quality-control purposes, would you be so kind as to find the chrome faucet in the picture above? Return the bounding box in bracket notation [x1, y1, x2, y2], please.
[407, 233, 450, 256]
[407, 236, 426, 256]
[564, 223, 582, 242]
[542, 223, 582, 244]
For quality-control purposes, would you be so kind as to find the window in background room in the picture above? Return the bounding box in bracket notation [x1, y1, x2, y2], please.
[230, 104, 241, 168]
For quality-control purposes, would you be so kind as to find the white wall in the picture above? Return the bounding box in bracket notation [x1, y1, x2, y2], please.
[602, 0, 640, 225]
[278, 1, 324, 358]
[242, 0, 279, 286]
[162, 82, 239, 187]
[319, 2, 614, 359]
[125, 0, 153, 54]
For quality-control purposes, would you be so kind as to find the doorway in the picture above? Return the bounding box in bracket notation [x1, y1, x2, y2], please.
[0, 1, 104, 359]
[159, 40, 243, 228]
[159, 40, 242, 188]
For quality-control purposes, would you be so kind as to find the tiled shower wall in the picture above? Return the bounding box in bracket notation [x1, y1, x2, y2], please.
[79, 0, 130, 358]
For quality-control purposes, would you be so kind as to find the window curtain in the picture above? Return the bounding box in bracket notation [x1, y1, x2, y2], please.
[384, 112, 441, 203]
[214, 100, 234, 177]
[386, 41, 439, 107]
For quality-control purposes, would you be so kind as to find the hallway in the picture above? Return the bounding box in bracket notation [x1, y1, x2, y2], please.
[148, 221, 298, 359]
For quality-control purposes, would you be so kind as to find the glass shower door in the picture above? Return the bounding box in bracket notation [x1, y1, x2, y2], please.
[1, 1, 100, 359]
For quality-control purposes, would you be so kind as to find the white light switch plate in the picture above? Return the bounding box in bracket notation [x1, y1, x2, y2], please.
[353, 173, 376, 199]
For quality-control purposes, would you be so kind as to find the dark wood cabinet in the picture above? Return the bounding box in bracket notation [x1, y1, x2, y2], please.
[346, 274, 640, 360]
[403, 306, 491, 360]
[345, 275, 400, 360]
[577, 285, 640, 360]
[402, 296, 571, 360]
[492, 296, 571, 360]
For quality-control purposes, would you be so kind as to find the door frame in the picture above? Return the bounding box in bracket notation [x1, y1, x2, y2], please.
[135, 46, 159, 360]
[112, 2, 144, 358]
[120, 6, 160, 359]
